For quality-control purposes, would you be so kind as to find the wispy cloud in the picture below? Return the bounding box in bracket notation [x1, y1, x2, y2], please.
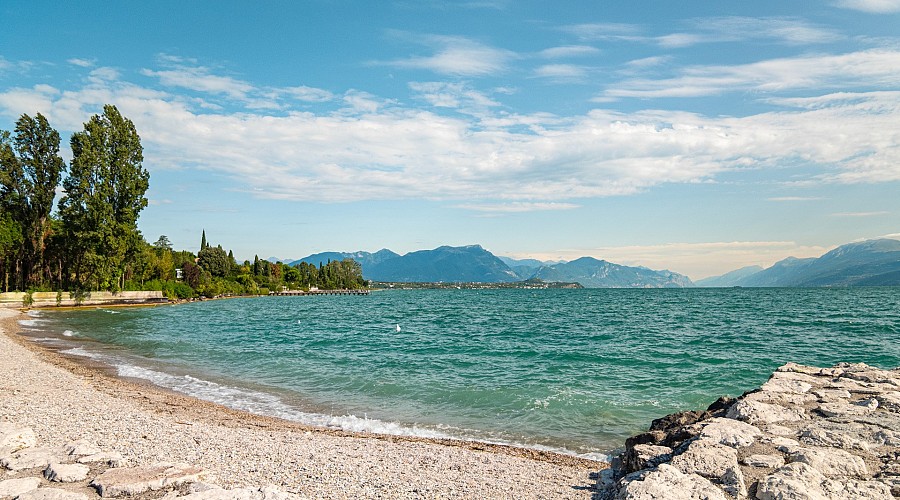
[2, 61, 898, 209]
[564, 17, 839, 48]
[658, 17, 842, 48]
[67, 58, 95, 68]
[601, 49, 900, 99]
[831, 211, 890, 217]
[833, 0, 900, 13]
[455, 202, 580, 213]
[380, 35, 516, 76]
[538, 45, 601, 59]
[768, 196, 825, 201]
[408, 82, 500, 111]
[532, 64, 588, 82]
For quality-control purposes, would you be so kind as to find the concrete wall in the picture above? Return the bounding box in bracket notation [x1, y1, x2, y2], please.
[0, 290, 168, 308]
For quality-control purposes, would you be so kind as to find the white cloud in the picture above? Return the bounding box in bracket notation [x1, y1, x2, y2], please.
[67, 58, 95, 68]
[455, 202, 580, 213]
[830, 211, 890, 216]
[662, 17, 842, 48]
[768, 196, 825, 202]
[408, 82, 500, 111]
[142, 66, 255, 100]
[538, 45, 601, 59]
[603, 50, 900, 98]
[2, 62, 898, 209]
[833, 0, 900, 12]
[564, 17, 839, 48]
[562, 23, 642, 42]
[533, 64, 587, 81]
[382, 35, 516, 76]
[281, 86, 334, 102]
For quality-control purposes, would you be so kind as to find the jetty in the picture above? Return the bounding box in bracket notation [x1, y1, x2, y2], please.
[269, 289, 369, 296]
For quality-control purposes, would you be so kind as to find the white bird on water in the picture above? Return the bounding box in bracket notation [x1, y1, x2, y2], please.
[395, 324, 401, 332]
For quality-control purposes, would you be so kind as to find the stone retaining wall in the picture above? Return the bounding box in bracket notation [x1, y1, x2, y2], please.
[0, 291, 168, 308]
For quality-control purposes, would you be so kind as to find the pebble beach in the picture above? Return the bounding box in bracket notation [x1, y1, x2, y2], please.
[0, 307, 600, 499]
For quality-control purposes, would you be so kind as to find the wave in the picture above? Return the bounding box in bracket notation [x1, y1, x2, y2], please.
[18, 319, 44, 327]
[57, 345, 606, 461]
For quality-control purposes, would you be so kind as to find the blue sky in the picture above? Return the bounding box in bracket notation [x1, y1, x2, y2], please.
[1, 0, 899, 279]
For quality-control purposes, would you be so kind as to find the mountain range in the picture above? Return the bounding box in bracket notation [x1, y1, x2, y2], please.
[290, 245, 692, 288]
[696, 239, 900, 287]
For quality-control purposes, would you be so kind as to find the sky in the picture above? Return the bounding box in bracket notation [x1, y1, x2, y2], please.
[1, 0, 899, 279]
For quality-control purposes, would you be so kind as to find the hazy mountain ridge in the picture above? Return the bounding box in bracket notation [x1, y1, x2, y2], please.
[700, 239, 900, 287]
[364, 245, 519, 283]
[531, 257, 693, 288]
[694, 266, 764, 287]
[293, 246, 693, 287]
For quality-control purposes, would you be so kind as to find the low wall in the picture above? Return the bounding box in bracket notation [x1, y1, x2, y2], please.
[0, 290, 168, 308]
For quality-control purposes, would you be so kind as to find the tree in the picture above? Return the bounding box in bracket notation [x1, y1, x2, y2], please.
[198, 244, 229, 278]
[153, 235, 172, 251]
[59, 105, 149, 290]
[200, 229, 208, 251]
[0, 114, 66, 289]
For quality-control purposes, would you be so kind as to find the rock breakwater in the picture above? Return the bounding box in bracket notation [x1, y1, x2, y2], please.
[598, 362, 900, 499]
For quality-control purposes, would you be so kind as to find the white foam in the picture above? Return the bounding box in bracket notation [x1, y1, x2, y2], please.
[27, 309, 43, 317]
[60, 347, 106, 360]
[18, 319, 43, 327]
[62, 330, 76, 337]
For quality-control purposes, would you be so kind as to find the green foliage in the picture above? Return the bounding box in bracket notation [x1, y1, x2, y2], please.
[0, 113, 66, 291]
[198, 245, 230, 278]
[60, 105, 149, 291]
[22, 291, 33, 307]
[258, 287, 270, 296]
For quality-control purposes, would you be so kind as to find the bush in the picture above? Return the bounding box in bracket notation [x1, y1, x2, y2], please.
[258, 287, 270, 296]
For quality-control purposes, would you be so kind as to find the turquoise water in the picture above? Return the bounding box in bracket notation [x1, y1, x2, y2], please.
[19, 287, 900, 459]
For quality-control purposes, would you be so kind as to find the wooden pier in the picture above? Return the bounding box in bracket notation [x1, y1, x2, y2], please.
[270, 289, 369, 296]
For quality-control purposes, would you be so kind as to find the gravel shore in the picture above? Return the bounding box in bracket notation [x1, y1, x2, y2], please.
[0, 307, 600, 499]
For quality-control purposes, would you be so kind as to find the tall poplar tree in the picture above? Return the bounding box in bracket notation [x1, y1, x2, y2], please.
[0, 114, 65, 289]
[60, 105, 149, 290]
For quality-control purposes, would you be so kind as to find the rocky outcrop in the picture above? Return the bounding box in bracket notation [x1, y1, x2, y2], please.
[0, 422, 301, 499]
[599, 362, 900, 499]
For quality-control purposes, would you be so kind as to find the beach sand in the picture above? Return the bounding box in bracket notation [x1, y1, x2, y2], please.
[0, 307, 601, 498]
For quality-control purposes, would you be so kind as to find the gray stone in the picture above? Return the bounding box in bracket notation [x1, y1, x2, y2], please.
[63, 439, 102, 456]
[45, 461, 90, 482]
[768, 436, 801, 454]
[0, 477, 42, 497]
[726, 400, 807, 425]
[789, 447, 868, 478]
[761, 372, 817, 394]
[765, 424, 795, 436]
[670, 440, 746, 498]
[839, 480, 894, 499]
[799, 426, 871, 451]
[16, 489, 89, 500]
[616, 464, 727, 500]
[776, 362, 823, 375]
[811, 389, 851, 401]
[77, 451, 128, 467]
[0, 423, 37, 456]
[0, 446, 64, 471]
[698, 417, 762, 447]
[742, 454, 785, 468]
[625, 444, 672, 472]
[91, 462, 207, 497]
[816, 401, 873, 418]
[756, 462, 830, 500]
[875, 391, 900, 412]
